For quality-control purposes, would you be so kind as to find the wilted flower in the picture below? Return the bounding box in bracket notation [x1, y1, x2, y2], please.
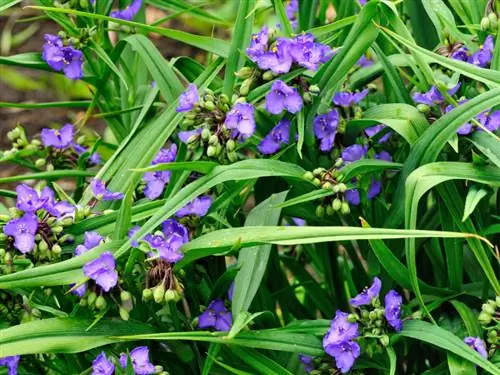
[464, 337, 488, 358]
[176, 84, 199, 112]
[0, 355, 20, 375]
[258, 118, 290, 154]
[265, 80, 303, 115]
[119, 346, 156, 374]
[41, 124, 74, 149]
[198, 299, 232, 331]
[83, 252, 118, 292]
[128, 225, 140, 247]
[350, 277, 382, 306]
[110, 0, 142, 20]
[92, 352, 115, 375]
[224, 103, 256, 139]
[41, 34, 83, 80]
[333, 89, 368, 107]
[90, 179, 124, 201]
[75, 231, 104, 256]
[412, 83, 460, 105]
[71, 283, 87, 298]
[342, 144, 368, 163]
[176, 195, 212, 217]
[313, 109, 339, 152]
[384, 290, 403, 331]
[3, 213, 38, 253]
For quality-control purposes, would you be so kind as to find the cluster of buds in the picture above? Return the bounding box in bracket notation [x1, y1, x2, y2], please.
[79, 284, 134, 321]
[303, 161, 352, 217]
[142, 260, 183, 305]
[478, 297, 499, 355]
[2, 125, 43, 165]
[481, 0, 499, 31]
[0, 292, 23, 325]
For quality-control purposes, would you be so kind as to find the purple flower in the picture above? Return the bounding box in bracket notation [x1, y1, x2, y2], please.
[83, 252, 118, 292]
[357, 54, 373, 67]
[464, 337, 488, 359]
[333, 89, 368, 107]
[75, 231, 104, 256]
[478, 110, 500, 132]
[256, 38, 294, 74]
[128, 225, 140, 247]
[345, 189, 360, 206]
[110, 0, 142, 20]
[0, 355, 20, 375]
[119, 346, 156, 374]
[198, 299, 232, 331]
[161, 219, 189, 243]
[450, 47, 469, 62]
[375, 150, 392, 162]
[265, 80, 303, 115]
[90, 179, 124, 201]
[176, 195, 212, 217]
[3, 213, 38, 253]
[41, 124, 74, 149]
[365, 124, 391, 143]
[326, 341, 361, 374]
[176, 84, 199, 112]
[92, 352, 115, 375]
[41, 35, 84, 80]
[384, 290, 403, 331]
[89, 152, 101, 165]
[291, 217, 306, 226]
[323, 310, 359, 346]
[70, 283, 87, 298]
[299, 355, 314, 373]
[258, 118, 290, 154]
[224, 103, 256, 139]
[286, 0, 299, 21]
[367, 178, 382, 199]
[144, 172, 170, 200]
[178, 128, 202, 144]
[412, 83, 461, 105]
[313, 109, 339, 152]
[350, 277, 381, 306]
[247, 26, 269, 62]
[15, 184, 48, 213]
[469, 35, 494, 67]
[342, 144, 367, 163]
[289, 33, 333, 71]
[157, 235, 185, 263]
[228, 282, 234, 301]
[39, 187, 74, 217]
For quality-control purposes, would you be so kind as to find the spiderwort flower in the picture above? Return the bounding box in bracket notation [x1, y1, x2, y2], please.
[224, 103, 256, 139]
[3, 213, 38, 253]
[0, 355, 20, 375]
[464, 337, 488, 359]
[365, 124, 391, 143]
[90, 179, 124, 201]
[176, 195, 212, 217]
[92, 352, 114, 375]
[198, 299, 232, 331]
[178, 128, 202, 144]
[41, 124, 74, 149]
[110, 0, 142, 21]
[342, 144, 368, 163]
[119, 346, 156, 374]
[258, 118, 290, 154]
[327, 340, 361, 374]
[477, 110, 500, 132]
[75, 231, 104, 256]
[469, 35, 494, 67]
[412, 83, 461, 105]
[323, 311, 359, 345]
[376, 150, 392, 162]
[257, 38, 293, 74]
[176, 84, 199, 112]
[368, 179, 382, 199]
[143, 144, 177, 200]
[39, 187, 74, 218]
[265, 80, 303, 115]
[289, 33, 333, 71]
[161, 219, 189, 243]
[83, 252, 118, 292]
[384, 290, 403, 331]
[15, 184, 48, 212]
[286, 0, 299, 29]
[333, 89, 368, 107]
[156, 235, 185, 263]
[41, 35, 84, 80]
[228, 282, 234, 301]
[71, 283, 87, 298]
[357, 54, 373, 67]
[345, 189, 360, 206]
[247, 26, 269, 62]
[313, 109, 339, 152]
[350, 277, 382, 306]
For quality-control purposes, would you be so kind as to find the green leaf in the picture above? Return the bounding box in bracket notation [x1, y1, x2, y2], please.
[227, 311, 266, 339]
[469, 131, 500, 168]
[275, 189, 334, 209]
[230, 346, 294, 375]
[0, 317, 156, 357]
[449, 300, 481, 337]
[134, 161, 218, 175]
[339, 159, 403, 182]
[272, 0, 294, 37]
[0, 170, 95, 184]
[462, 185, 489, 222]
[0, 0, 22, 12]
[308, 16, 356, 38]
[387, 346, 397, 375]
[113, 185, 134, 241]
[400, 320, 500, 375]
[448, 354, 477, 375]
[145, 0, 228, 25]
[0, 101, 90, 109]
[233, 191, 288, 317]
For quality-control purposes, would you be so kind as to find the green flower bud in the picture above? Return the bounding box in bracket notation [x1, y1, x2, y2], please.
[303, 92, 312, 103]
[119, 306, 130, 321]
[164, 289, 177, 302]
[95, 295, 107, 310]
[87, 291, 97, 306]
[32, 307, 42, 319]
[25, 144, 37, 151]
[326, 205, 334, 216]
[46, 164, 54, 172]
[347, 313, 359, 323]
[315, 205, 325, 218]
[311, 178, 320, 187]
[0, 249, 5, 258]
[39, 240, 48, 252]
[220, 93, 230, 104]
[489, 12, 498, 29]
[121, 290, 131, 302]
[35, 159, 46, 168]
[52, 226, 64, 234]
[369, 310, 378, 321]
[31, 139, 41, 147]
[227, 151, 238, 163]
[332, 184, 340, 194]
[226, 139, 236, 152]
[79, 297, 88, 306]
[239, 78, 253, 96]
[201, 128, 210, 140]
[7, 127, 21, 141]
[322, 181, 332, 190]
[186, 134, 199, 145]
[303, 171, 314, 181]
[208, 134, 219, 145]
[182, 118, 195, 127]
[234, 96, 247, 105]
[313, 167, 325, 176]
[482, 303, 496, 315]
[337, 183, 347, 193]
[235, 66, 253, 79]
[478, 311, 493, 325]
[143, 288, 153, 301]
[154, 284, 166, 303]
[185, 112, 197, 121]
[154, 365, 164, 373]
[371, 328, 381, 335]
[487, 330, 497, 339]
[52, 244, 62, 254]
[0, 214, 11, 222]
[61, 217, 74, 227]
[262, 71, 275, 81]
[332, 198, 342, 211]
[341, 201, 350, 215]
[417, 103, 430, 113]
[4, 252, 12, 264]
[334, 158, 344, 168]
[207, 145, 217, 158]
[380, 335, 390, 347]
[204, 101, 215, 111]
[46, 217, 57, 225]
[309, 84, 320, 95]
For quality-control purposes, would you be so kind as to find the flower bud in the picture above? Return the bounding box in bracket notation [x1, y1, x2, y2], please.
[208, 134, 219, 145]
[347, 313, 359, 323]
[219, 93, 230, 104]
[227, 151, 238, 163]
[204, 101, 215, 111]
[39, 240, 48, 252]
[121, 290, 131, 302]
[303, 171, 314, 181]
[313, 167, 325, 176]
[417, 104, 430, 113]
[35, 159, 46, 168]
[207, 145, 217, 158]
[79, 298, 88, 306]
[164, 289, 177, 302]
[46, 217, 57, 225]
[315, 205, 325, 218]
[235, 66, 253, 79]
[143, 288, 153, 301]
[46, 164, 54, 172]
[60, 217, 74, 227]
[309, 84, 320, 95]
[201, 128, 210, 141]
[7, 127, 21, 141]
[226, 139, 236, 152]
[481, 16, 491, 30]
[369, 310, 378, 321]
[489, 12, 498, 30]
[3, 252, 12, 264]
[119, 306, 130, 321]
[371, 328, 381, 335]
[380, 335, 390, 347]
[332, 198, 342, 211]
[326, 205, 334, 216]
[0, 249, 5, 258]
[52, 226, 64, 235]
[487, 330, 497, 339]
[303, 92, 312, 103]
[154, 365, 164, 373]
[239, 78, 253, 96]
[182, 118, 195, 127]
[95, 296, 107, 310]
[88, 291, 97, 306]
[340, 202, 350, 215]
[154, 284, 165, 303]
[262, 71, 275, 81]
[482, 303, 496, 315]
[32, 139, 41, 146]
[332, 184, 340, 194]
[322, 181, 332, 190]
[337, 183, 347, 193]
[478, 311, 492, 325]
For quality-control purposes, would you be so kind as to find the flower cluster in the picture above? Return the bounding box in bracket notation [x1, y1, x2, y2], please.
[322, 278, 403, 373]
[465, 297, 500, 359]
[92, 346, 159, 375]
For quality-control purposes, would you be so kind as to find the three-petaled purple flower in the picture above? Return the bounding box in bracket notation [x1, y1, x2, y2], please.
[15, 184, 73, 217]
[41, 124, 74, 149]
[350, 277, 381, 306]
[384, 290, 403, 331]
[313, 109, 339, 152]
[469, 36, 494, 67]
[327, 340, 361, 374]
[289, 33, 333, 71]
[119, 346, 156, 374]
[464, 337, 488, 359]
[0, 355, 20, 375]
[90, 179, 124, 201]
[345, 189, 360, 206]
[257, 38, 294, 74]
[265, 80, 303, 115]
[342, 144, 368, 163]
[83, 252, 118, 292]
[258, 118, 290, 154]
[198, 299, 232, 331]
[92, 352, 115, 375]
[143, 144, 177, 200]
[75, 231, 104, 256]
[176, 195, 212, 217]
[224, 103, 256, 139]
[162, 218, 189, 243]
[176, 84, 199, 112]
[3, 213, 38, 253]
[333, 89, 368, 107]
[357, 54, 373, 67]
[412, 83, 461, 105]
[39, 187, 75, 217]
[110, 0, 142, 20]
[42, 34, 83, 80]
